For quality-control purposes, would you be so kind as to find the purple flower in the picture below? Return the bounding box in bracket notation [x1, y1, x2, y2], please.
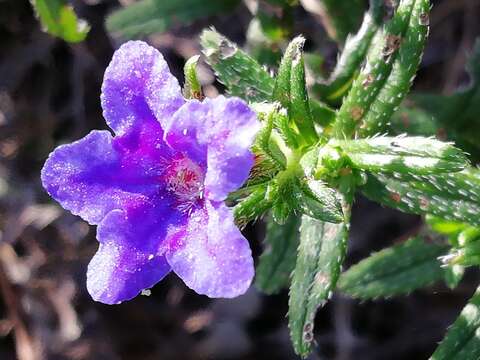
[41, 41, 260, 304]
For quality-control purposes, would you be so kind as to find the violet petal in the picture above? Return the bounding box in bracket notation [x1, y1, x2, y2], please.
[87, 198, 184, 304]
[166, 200, 254, 298]
[164, 100, 208, 166]
[101, 40, 184, 136]
[41, 130, 169, 224]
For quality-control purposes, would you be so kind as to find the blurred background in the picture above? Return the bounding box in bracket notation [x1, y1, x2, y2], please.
[0, 0, 479, 359]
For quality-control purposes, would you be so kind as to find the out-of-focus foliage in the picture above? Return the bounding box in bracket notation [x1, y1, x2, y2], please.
[30, 0, 89, 42]
[311, 9, 381, 106]
[106, 0, 241, 38]
[246, 0, 295, 66]
[391, 40, 480, 160]
[299, 0, 364, 44]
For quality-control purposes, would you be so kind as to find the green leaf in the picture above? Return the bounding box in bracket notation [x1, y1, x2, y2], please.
[309, 98, 336, 127]
[334, 136, 468, 175]
[304, 52, 326, 79]
[390, 105, 443, 138]
[200, 29, 275, 103]
[293, 179, 343, 223]
[273, 36, 318, 145]
[247, 154, 280, 188]
[256, 215, 301, 294]
[289, 40, 319, 145]
[300, 0, 364, 44]
[106, 0, 240, 39]
[252, 104, 287, 169]
[426, 216, 467, 238]
[251, 102, 301, 151]
[446, 239, 480, 268]
[312, 9, 381, 106]
[391, 40, 480, 160]
[183, 55, 203, 100]
[273, 37, 298, 107]
[458, 228, 480, 247]
[271, 105, 301, 149]
[269, 176, 297, 225]
[233, 184, 272, 228]
[358, 0, 430, 137]
[289, 216, 348, 357]
[410, 40, 480, 136]
[338, 236, 449, 299]
[30, 0, 89, 43]
[444, 264, 465, 289]
[430, 287, 480, 360]
[332, 0, 430, 139]
[425, 217, 480, 269]
[360, 168, 480, 226]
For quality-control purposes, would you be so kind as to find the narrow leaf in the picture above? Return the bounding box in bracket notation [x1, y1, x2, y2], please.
[273, 37, 297, 107]
[335, 136, 468, 175]
[358, 0, 430, 136]
[107, 0, 240, 39]
[360, 168, 480, 226]
[201, 29, 275, 103]
[274, 37, 318, 145]
[390, 105, 442, 138]
[312, 9, 381, 106]
[256, 215, 301, 294]
[338, 236, 449, 299]
[289, 39, 319, 144]
[426, 215, 467, 238]
[294, 179, 343, 223]
[269, 177, 297, 225]
[233, 184, 272, 228]
[431, 287, 480, 360]
[30, 0, 89, 43]
[447, 240, 480, 268]
[332, 0, 428, 139]
[309, 98, 336, 127]
[253, 105, 287, 169]
[444, 264, 465, 289]
[289, 216, 348, 357]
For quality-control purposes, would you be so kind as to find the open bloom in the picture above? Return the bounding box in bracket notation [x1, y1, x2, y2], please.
[41, 41, 260, 304]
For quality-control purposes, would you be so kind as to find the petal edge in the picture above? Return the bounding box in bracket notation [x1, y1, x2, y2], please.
[166, 201, 254, 298]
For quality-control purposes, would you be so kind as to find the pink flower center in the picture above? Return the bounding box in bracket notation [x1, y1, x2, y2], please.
[165, 156, 204, 209]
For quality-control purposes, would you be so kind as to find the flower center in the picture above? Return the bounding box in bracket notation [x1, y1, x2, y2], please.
[165, 155, 204, 209]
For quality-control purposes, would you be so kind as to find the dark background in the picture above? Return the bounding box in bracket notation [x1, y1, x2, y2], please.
[0, 0, 479, 359]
